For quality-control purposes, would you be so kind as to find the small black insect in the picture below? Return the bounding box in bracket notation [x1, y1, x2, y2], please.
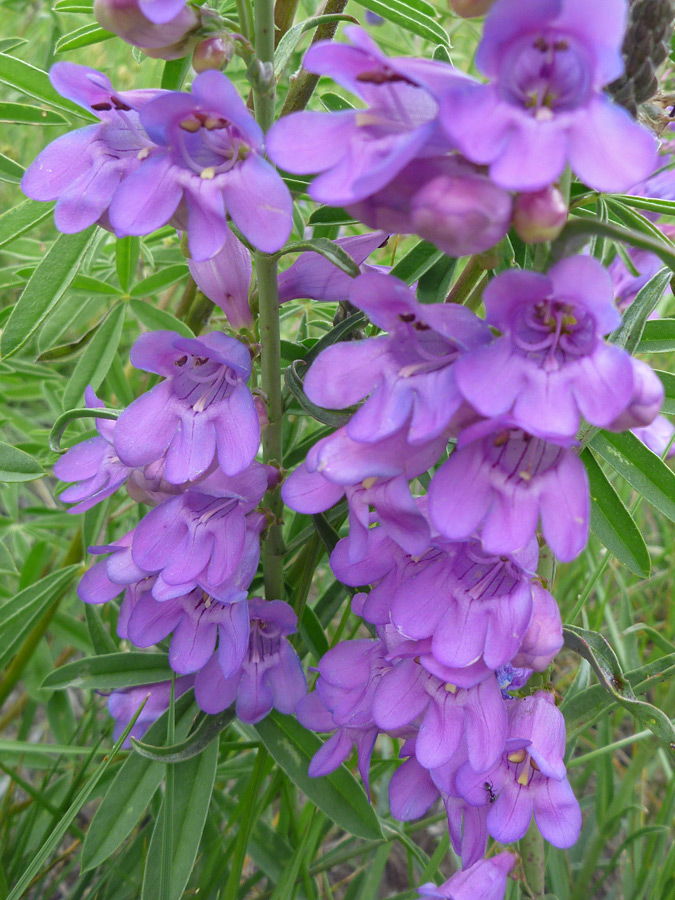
[484, 781, 497, 804]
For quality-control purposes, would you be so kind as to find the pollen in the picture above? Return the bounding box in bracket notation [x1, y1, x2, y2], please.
[201, 167, 216, 180]
[507, 749, 527, 764]
[179, 118, 201, 133]
[444, 682, 458, 694]
[137, 147, 151, 160]
[362, 476, 377, 490]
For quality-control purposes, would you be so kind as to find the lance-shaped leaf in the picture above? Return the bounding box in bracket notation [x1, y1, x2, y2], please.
[276, 238, 360, 278]
[610, 267, 673, 353]
[637, 318, 675, 353]
[563, 627, 675, 751]
[62, 303, 125, 410]
[42, 652, 174, 692]
[284, 360, 352, 426]
[132, 708, 235, 763]
[49, 407, 119, 453]
[0, 441, 44, 483]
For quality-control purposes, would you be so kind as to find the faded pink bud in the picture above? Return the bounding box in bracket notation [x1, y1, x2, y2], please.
[448, 0, 495, 17]
[193, 35, 235, 72]
[512, 186, 568, 244]
[94, 0, 200, 59]
[187, 229, 253, 331]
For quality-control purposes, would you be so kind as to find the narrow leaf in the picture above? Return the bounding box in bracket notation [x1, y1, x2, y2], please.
[0, 441, 44, 483]
[610, 267, 673, 353]
[129, 299, 194, 337]
[254, 711, 382, 841]
[637, 318, 675, 353]
[284, 360, 351, 426]
[42, 651, 174, 691]
[278, 238, 360, 277]
[1, 227, 97, 358]
[0, 198, 53, 250]
[390, 240, 445, 285]
[62, 303, 126, 409]
[131, 708, 234, 763]
[50, 407, 119, 453]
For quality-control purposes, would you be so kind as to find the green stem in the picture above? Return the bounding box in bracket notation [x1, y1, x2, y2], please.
[445, 255, 484, 304]
[519, 819, 546, 899]
[254, 0, 285, 601]
[236, 0, 254, 40]
[274, 0, 300, 43]
[184, 289, 214, 335]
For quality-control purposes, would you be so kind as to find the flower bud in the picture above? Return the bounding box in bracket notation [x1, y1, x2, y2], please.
[193, 35, 235, 72]
[607, 358, 664, 431]
[410, 169, 513, 258]
[448, 0, 495, 17]
[94, 0, 199, 59]
[512, 186, 568, 244]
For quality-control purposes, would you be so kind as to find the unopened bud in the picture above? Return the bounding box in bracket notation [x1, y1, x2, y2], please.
[449, 0, 495, 17]
[410, 169, 513, 259]
[94, 0, 199, 59]
[193, 35, 235, 72]
[512, 186, 568, 244]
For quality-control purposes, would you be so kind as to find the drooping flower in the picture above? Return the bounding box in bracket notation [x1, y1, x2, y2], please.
[22, 63, 159, 233]
[439, 0, 658, 192]
[416, 851, 515, 900]
[428, 420, 589, 562]
[54, 387, 131, 514]
[303, 271, 490, 446]
[194, 599, 306, 722]
[113, 330, 260, 484]
[346, 156, 513, 257]
[456, 691, 582, 848]
[94, 0, 200, 59]
[454, 257, 637, 440]
[187, 228, 253, 331]
[109, 70, 292, 259]
[266, 26, 468, 207]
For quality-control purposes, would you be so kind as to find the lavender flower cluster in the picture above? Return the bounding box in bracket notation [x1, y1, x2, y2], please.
[36, 0, 673, 896]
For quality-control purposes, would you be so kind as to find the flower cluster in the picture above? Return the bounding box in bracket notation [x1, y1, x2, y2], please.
[55, 329, 305, 723]
[22, 63, 292, 260]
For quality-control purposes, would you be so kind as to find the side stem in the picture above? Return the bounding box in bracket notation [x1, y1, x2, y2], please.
[519, 820, 546, 899]
[254, 0, 285, 601]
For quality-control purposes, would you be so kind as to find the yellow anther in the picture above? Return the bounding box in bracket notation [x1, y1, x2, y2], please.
[518, 470, 532, 482]
[507, 749, 527, 764]
[179, 118, 201, 132]
[201, 167, 216, 180]
[444, 683, 458, 694]
[362, 476, 377, 490]
[137, 147, 151, 160]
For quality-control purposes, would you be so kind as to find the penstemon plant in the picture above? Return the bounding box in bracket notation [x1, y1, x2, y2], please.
[1, 0, 675, 898]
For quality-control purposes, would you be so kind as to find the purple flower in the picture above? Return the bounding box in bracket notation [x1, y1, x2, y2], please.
[187, 229, 253, 331]
[107, 676, 194, 747]
[109, 70, 292, 259]
[118, 583, 251, 676]
[129, 465, 269, 601]
[54, 387, 131, 513]
[606, 357, 664, 432]
[282, 425, 447, 561]
[22, 63, 159, 233]
[277, 231, 388, 305]
[297, 637, 389, 793]
[512, 185, 568, 243]
[454, 257, 635, 440]
[439, 0, 657, 191]
[346, 156, 513, 257]
[194, 599, 306, 722]
[113, 330, 260, 484]
[511, 583, 563, 671]
[303, 271, 490, 445]
[372, 658, 507, 772]
[456, 691, 582, 848]
[416, 851, 515, 900]
[428, 420, 589, 562]
[94, 0, 200, 58]
[266, 26, 466, 207]
[633, 415, 675, 458]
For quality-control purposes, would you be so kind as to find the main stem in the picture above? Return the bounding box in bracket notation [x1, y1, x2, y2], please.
[254, 0, 285, 601]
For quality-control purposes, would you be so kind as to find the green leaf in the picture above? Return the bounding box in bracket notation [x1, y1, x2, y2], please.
[589, 430, 675, 522]
[49, 406, 119, 453]
[130, 299, 194, 338]
[55, 23, 114, 53]
[0, 198, 54, 250]
[563, 626, 675, 751]
[0, 441, 44, 483]
[0, 150, 24, 183]
[284, 360, 351, 426]
[116, 236, 139, 292]
[352, 0, 448, 44]
[636, 318, 675, 353]
[610, 267, 673, 353]
[42, 651, 174, 691]
[1, 227, 97, 358]
[0, 566, 80, 671]
[254, 711, 382, 841]
[0, 101, 67, 125]
[131, 708, 234, 763]
[62, 303, 126, 409]
[320, 91, 355, 112]
[582, 449, 650, 577]
[81, 693, 197, 872]
[304, 311, 366, 365]
[417, 255, 457, 304]
[308, 206, 357, 226]
[72, 274, 124, 295]
[161, 57, 191, 91]
[0, 52, 92, 119]
[5, 701, 149, 900]
[277, 238, 360, 277]
[140, 740, 218, 900]
[275, 13, 359, 73]
[553, 217, 675, 272]
[656, 369, 675, 415]
[129, 264, 189, 297]
[390, 240, 445, 285]
[85, 604, 118, 655]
